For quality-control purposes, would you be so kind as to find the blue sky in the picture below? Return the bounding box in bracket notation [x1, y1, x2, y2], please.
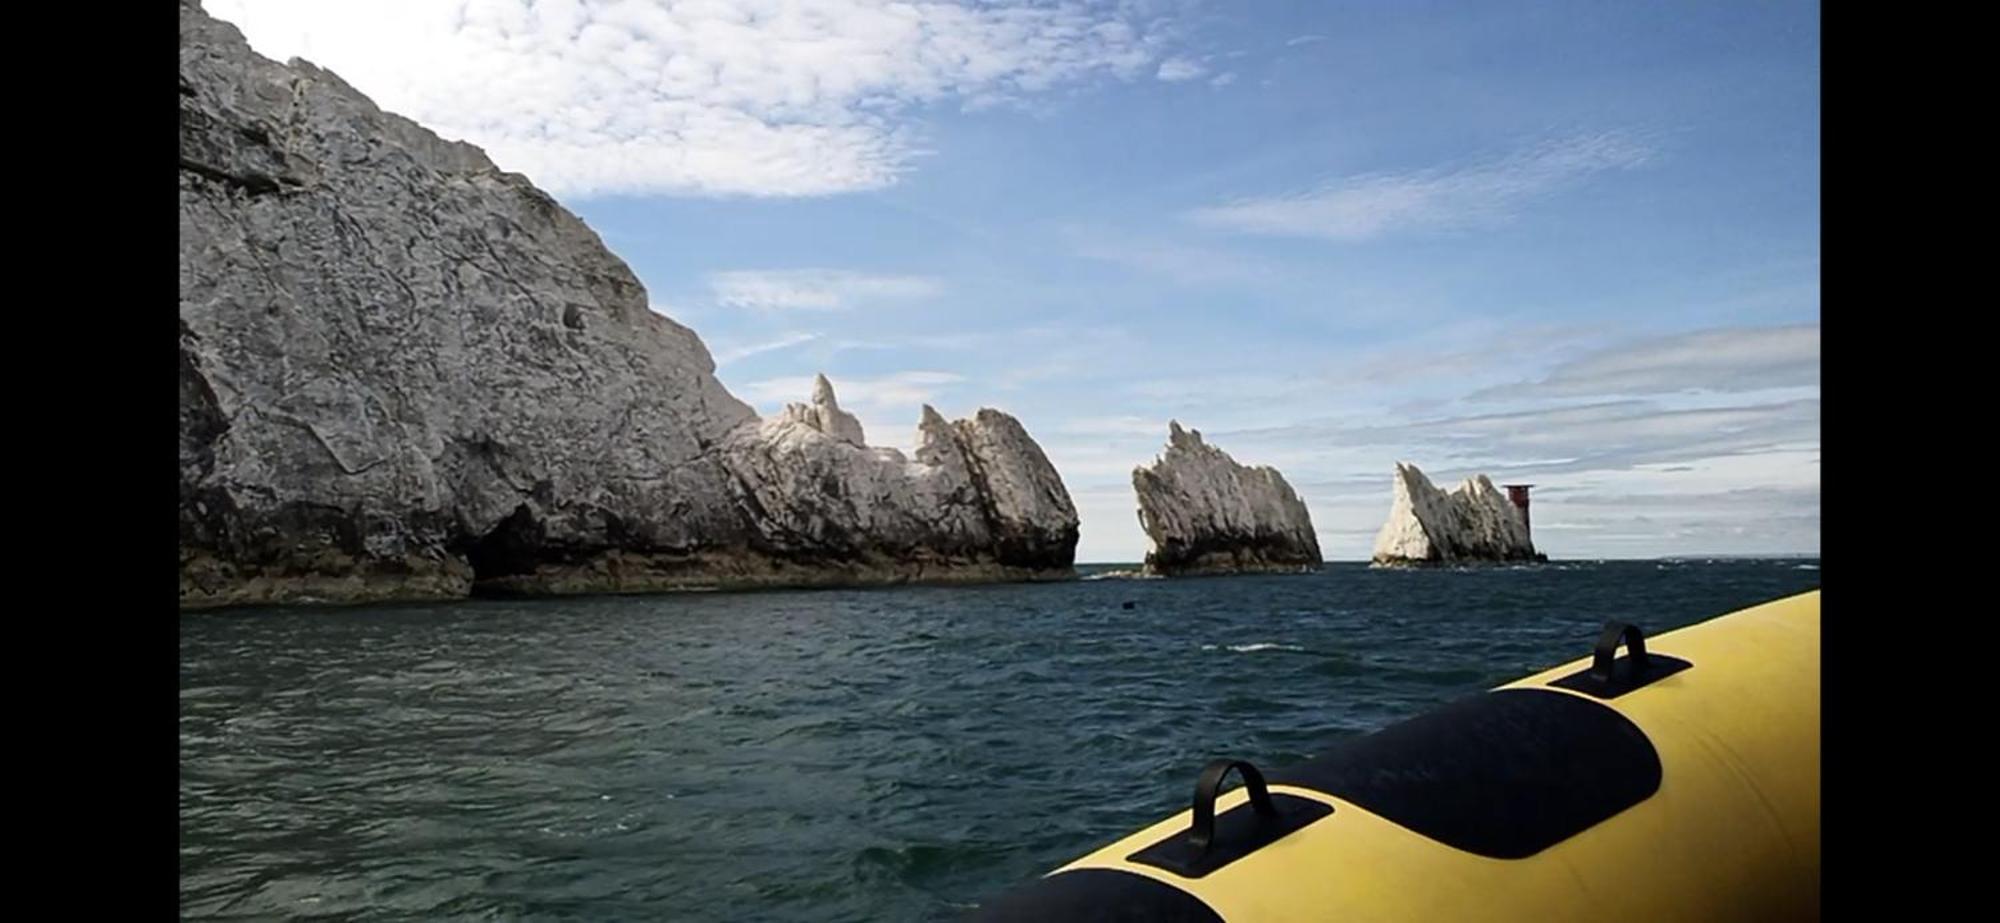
[210, 0, 1820, 562]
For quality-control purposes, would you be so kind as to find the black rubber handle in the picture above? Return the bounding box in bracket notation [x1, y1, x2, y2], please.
[1589, 621, 1648, 683]
[1188, 759, 1278, 851]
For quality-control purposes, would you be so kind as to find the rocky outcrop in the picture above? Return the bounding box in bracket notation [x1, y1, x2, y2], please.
[780, 374, 868, 448]
[178, 1, 1077, 609]
[1370, 462, 1545, 566]
[1132, 422, 1322, 576]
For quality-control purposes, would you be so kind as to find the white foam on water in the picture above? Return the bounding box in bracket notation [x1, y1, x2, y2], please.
[1226, 643, 1304, 653]
[1083, 569, 1159, 581]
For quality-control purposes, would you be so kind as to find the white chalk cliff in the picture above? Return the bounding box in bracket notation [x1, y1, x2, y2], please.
[178, 1, 1077, 608]
[1133, 422, 1322, 576]
[1370, 462, 1543, 565]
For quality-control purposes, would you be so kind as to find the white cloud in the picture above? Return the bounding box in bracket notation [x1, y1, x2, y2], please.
[1209, 72, 1237, 87]
[740, 371, 964, 410]
[711, 331, 822, 365]
[1218, 397, 1821, 478]
[1156, 56, 1206, 81]
[1053, 415, 1175, 437]
[1186, 132, 1655, 241]
[1285, 34, 1327, 46]
[708, 270, 942, 310]
[828, 333, 984, 353]
[205, 0, 1175, 198]
[1472, 324, 1820, 400]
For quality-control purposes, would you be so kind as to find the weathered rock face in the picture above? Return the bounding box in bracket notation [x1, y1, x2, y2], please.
[1133, 422, 1322, 576]
[178, 1, 1077, 609]
[1370, 462, 1544, 566]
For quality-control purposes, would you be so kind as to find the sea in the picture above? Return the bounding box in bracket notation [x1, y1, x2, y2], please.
[180, 559, 1821, 921]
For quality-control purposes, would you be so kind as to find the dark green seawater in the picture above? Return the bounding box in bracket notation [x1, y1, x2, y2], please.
[180, 560, 1820, 921]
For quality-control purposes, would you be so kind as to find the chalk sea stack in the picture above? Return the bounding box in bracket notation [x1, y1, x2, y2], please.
[1370, 462, 1546, 566]
[178, 1, 1077, 609]
[1133, 422, 1322, 576]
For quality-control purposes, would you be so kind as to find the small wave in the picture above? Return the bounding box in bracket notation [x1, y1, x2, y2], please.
[1083, 569, 1158, 581]
[1226, 643, 1304, 654]
[1794, 564, 1819, 570]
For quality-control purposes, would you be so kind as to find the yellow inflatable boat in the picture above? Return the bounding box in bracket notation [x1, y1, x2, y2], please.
[967, 590, 1820, 922]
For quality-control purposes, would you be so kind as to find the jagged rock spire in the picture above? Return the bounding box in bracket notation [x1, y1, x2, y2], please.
[1133, 421, 1320, 576]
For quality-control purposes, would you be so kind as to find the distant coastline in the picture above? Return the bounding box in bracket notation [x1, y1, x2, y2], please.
[1653, 553, 1820, 561]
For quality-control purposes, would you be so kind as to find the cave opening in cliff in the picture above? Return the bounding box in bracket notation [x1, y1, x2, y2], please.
[465, 504, 544, 589]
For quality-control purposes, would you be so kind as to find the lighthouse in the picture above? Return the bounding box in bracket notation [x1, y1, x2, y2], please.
[1502, 484, 1533, 536]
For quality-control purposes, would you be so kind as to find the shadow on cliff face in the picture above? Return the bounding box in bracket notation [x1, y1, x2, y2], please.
[179, 320, 227, 484]
[465, 504, 544, 588]
[990, 524, 1083, 572]
[1145, 531, 1324, 576]
[179, 320, 238, 565]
